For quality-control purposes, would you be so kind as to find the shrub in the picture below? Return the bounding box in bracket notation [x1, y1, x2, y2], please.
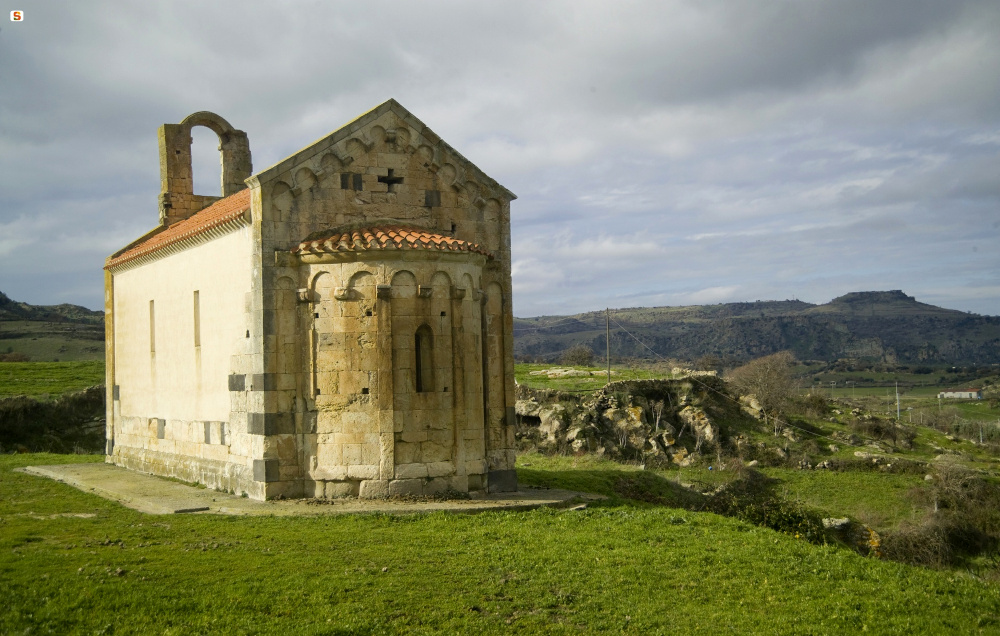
[561, 344, 595, 366]
[881, 518, 953, 567]
[798, 393, 829, 418]
[0, 386, 105, 453]
[703, 469, 827, 543]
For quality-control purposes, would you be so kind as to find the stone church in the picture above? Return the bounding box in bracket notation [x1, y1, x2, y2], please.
[104, 100, 518, 500]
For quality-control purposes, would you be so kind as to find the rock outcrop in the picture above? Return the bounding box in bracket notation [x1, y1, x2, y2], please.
[515, 377, 754, 466]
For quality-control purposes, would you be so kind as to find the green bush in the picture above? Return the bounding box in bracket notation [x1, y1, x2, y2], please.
[0, 386, 105, 453]
[703, 469, 827, 543]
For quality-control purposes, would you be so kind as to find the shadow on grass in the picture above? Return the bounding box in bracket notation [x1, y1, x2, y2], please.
[519, 465, 828, 543]
[518, 466, 705, 509]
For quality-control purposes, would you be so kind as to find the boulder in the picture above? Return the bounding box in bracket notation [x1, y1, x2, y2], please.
[679, 406, 716, 444]
[739, 394, 765, 420]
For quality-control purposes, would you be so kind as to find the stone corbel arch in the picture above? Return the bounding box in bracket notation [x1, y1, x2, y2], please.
[158, 111, 252, 225]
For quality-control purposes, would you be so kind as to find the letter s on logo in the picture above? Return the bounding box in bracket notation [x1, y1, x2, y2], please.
[11, 11, 23, 21]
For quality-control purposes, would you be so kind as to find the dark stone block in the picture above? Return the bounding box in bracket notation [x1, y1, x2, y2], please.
[228, 374, 245, 391]
[265, 412, 294, 435]
[156, 419, 165, 440]
[248, 412, 294, 435]
[424, 189, 441, 207]
[112, 385, 120, 401]
[353, 173, 363, 191]
[247, 413, 265, 435]
[204, 421, 212, 444]
[253, 459, 279, 483]
[505, 406, 516, 427]
[487, 469, 518, 493]
[249, 373, 277, 391]
[105, 439, 114, 455]
[263, 310, 275, 336]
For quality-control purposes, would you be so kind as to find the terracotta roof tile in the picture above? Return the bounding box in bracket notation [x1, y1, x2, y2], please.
[294, 226, 493, 258]
[105, 189, 252, 270]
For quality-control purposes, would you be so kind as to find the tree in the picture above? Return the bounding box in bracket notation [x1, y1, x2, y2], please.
[561, 344, 595, 367]
[726, 351, 795, 432]
[695, 354, 722, 373]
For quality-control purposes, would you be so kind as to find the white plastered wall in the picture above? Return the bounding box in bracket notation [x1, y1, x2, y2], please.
[112, 227, 253, 434]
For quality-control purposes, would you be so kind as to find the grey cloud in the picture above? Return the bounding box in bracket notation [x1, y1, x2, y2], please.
[1, 0, 998, 317]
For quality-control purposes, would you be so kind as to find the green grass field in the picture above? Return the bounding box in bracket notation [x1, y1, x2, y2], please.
[0, 360, 106, 399]
[0, 320, 104, 362]
[760, 468, 928, 530]
[515, 363, 673, 392]
[2, 453, 999, 634]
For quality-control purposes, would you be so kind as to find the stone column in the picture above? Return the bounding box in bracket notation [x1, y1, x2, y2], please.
[364, 281, 394, 497]
[449, 285, 468, 489]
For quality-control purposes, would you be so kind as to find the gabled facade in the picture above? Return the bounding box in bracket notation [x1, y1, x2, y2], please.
[105, 101, 518, 499]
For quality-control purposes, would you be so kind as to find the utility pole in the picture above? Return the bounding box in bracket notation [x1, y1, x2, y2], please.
[896, 382, 899, 422]
[606, 308, 611, 384]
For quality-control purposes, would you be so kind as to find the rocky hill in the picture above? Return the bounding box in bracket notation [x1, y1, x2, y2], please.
[0, 292, 104, 361]
[514, 291, 1000, 365]
[0, 291, 103, 325]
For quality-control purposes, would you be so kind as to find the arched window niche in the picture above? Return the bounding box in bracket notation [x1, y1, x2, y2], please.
[414, 324, 434, 393]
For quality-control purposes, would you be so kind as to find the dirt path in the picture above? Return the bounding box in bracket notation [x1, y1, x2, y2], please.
[19, 463, 597, 516]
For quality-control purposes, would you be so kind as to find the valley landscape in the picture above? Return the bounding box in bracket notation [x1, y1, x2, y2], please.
[5, 3, 1000, 632]
[2, 290, 1000, 633]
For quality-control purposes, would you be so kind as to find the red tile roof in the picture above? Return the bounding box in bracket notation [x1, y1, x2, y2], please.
[294, 226, 493, 258]
[105, 189, 252, 270]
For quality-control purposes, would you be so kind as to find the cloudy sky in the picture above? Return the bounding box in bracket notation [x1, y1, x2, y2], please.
[2, 0, 998, 317]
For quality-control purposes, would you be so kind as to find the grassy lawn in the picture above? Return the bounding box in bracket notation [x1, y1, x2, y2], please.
[1, 453, 998, 634]
[0, 320, 104, 362]
[515, 363, 672, 392]
[0, 360, 106, 399]
[761, 468, 929, 531]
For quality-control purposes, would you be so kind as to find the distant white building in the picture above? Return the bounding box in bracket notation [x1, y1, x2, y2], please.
[938, 389, 982, 399]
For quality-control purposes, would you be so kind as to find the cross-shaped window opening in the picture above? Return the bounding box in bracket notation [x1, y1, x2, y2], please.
[378, 169, 404, 192]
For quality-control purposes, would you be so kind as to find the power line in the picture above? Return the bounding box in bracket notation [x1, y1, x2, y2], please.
[512, 316, 600, 333]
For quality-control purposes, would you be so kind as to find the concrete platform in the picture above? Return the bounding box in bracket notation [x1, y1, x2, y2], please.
[19, 463, 599, 516]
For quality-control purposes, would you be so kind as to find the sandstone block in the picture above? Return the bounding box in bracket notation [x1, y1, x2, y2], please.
[449, 474, 468, 492]
[359, 479, 388, 498]
[388, 478, 423, 496]
[421, 441, 450, 463]
[428, 429, 452, 445]
[347, 464, 378, 480]
[342, 443, 362, 464]
[303, 480, 322, 497]
[425, 477, 449, 495]
[426, 461, 453, 478]
[395, 463, 429, 479]
[326, 481, 358, 498]
[400, 430, 428, 443]
[312, 465, 347, 481]
[395, 441, 419, 464]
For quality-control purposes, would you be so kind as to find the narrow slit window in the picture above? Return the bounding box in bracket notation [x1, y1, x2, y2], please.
[193, 290, 201, 347]
[414, 325, 434, 393]
[149, 300, 156, 354]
